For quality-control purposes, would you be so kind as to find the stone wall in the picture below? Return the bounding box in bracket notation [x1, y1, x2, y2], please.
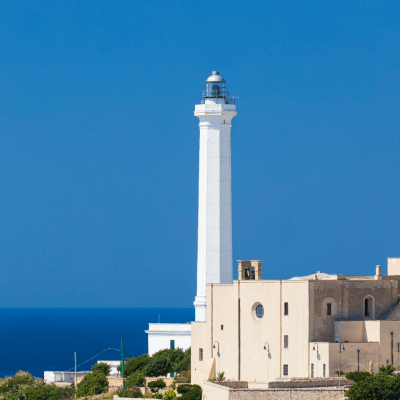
[229, 388, 347, 400]
[202, 382, 347, 400]
[269, 377, 353, 388]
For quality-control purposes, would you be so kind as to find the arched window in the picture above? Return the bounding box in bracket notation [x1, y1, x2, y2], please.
[364, 296, 375, 319]
[321, 297, 337, 317]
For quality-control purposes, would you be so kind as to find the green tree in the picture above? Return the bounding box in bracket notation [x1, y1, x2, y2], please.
[25, 385, 61, 400]
[377, 363, 397, 376]
[345, 371, 371, 382]
[125, 371, 145, 388]
[147, 379, 166, 393]
[346, 372, 400, 400]
[76, 372, 109, 396]
[91, 363, 110, 376]
[120, 354, 151, 377]
[180, 385, 202, 400]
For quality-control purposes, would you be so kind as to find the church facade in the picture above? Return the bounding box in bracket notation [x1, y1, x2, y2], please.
[191, 259, 400, 384]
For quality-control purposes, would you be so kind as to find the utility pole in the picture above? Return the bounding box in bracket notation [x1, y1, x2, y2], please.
[121, 338, 125, 390]
[74, 352, 77, 399]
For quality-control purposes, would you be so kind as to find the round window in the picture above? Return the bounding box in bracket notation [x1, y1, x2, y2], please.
[255, 304, 264, 319]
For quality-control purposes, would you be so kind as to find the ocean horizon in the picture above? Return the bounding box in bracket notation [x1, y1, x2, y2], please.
[0, 308, 194, 379]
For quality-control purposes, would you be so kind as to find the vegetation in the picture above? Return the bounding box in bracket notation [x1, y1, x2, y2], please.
[0, 372, 75, 400]
[120, 348, 191, 378]
[125, 371, 145, 388]
[161, 390, 176, 400]
[346, 364, 400, 400]
[76, 372, 108, 397]
[208, 372, 225, 382]
[177, 384, 200, 394]
[172, 370, 190, 386]
[345, 371, 371, 382]
[116, 388, 142, 398]
[179, 385, 202, 400]
[91, 363, 111, 377]
[147, 379, 166, 392]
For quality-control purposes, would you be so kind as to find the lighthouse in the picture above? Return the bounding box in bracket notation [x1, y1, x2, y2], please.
[193, 71, 237, 322]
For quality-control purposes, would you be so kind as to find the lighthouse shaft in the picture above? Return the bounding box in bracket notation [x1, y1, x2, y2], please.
[194, 100, 236, 322]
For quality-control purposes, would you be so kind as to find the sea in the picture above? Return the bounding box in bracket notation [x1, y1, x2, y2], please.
[0, 308, 194, 379]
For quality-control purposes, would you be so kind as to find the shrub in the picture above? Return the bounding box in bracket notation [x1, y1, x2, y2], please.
[148, 379, 166, 392]
[76, 372, 108, 396]
[117, 388, 142, 398]
[119, 354, 150, 377]
[57, 386, 75, 400]
[346, 372, 400, 399]
[0, 371, 34, 394]
[91, 363, 110, 376]
[25, 385, 61, 400]
[345, 371, 371, 382]
[125, 371, 145, 388]
[180, 385, 202, 400]
[172, 371, 191, 389]
[162, 390, 176, 400]
[177, 384, 196, 394]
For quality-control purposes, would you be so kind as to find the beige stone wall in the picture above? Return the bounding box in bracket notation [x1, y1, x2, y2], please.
[192, 275, 400, 385]
[310, 280, 398, 343]
[202, 382, 347, 400]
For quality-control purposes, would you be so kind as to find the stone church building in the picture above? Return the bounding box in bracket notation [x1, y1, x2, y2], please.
[192, 258, 400, 384]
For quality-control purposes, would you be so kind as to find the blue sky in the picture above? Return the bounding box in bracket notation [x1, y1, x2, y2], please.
[0, 1, 399, 307]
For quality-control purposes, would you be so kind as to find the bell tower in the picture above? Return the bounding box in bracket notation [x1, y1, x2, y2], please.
[193, 71, 237, 322]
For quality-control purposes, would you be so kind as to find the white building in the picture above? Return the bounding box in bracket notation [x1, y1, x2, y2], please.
[146, 71, 237, 353]
[145, 323, 191, 356]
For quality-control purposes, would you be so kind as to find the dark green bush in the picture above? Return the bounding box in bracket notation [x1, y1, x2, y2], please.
[76, 372, 108, 396]
[147, 379, 166, 392]
[346, 371, 400, 399]
[180, 385, 202, 400]
[25, 385, 61, 400]
[119, 354, 150, 377]
[177, 384, 200, 394]
[125, 371, 144, 388]
[345, 371, 371, 382]
[91, 363, 110, 376]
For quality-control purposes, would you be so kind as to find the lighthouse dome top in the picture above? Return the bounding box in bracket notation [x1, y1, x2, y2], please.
[206, 71, 226, 83]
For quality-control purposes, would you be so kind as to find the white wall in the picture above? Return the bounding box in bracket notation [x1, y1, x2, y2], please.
[145, 323, 191, 356]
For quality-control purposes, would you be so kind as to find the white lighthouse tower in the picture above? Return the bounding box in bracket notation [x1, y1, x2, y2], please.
[193, 71, 237, 322]
[146, 71, 237, 353]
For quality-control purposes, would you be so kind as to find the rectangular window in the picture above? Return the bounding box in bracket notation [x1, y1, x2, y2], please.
[170, 340, 175, 350]
[327, 303, 332, 315]
[323, 364, 326, 377]
[284, 302, 289, 316]
[365, 298, 369, 316]
[284, 335, 289, 348]
[311, 363, 314, 378]
[221, 325, 224, 330]
[199, 348, 203, 361]
[283, 365, 288, 376]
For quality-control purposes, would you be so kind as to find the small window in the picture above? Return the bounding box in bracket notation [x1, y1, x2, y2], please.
[284, 335, 289, 348]
[199, 348, 203, 361]
[256, 304, 264, 319]
[311, 363, 314, 378]
[327, 303, 332, 316]
[365, 298, 369, 316]
[283, 365, 288, 376]
[170, 340, 175, 350]
[284, 302, 289, 316]
[221, 325, 224, 330]
[323, 364, 326, 377]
